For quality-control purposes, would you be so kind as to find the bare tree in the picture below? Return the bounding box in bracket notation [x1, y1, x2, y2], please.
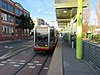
[82, 4, 90, 38]
[96, 0, 100, 26]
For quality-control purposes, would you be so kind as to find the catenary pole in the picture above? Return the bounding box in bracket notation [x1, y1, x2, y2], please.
[76, 0, 83, 59]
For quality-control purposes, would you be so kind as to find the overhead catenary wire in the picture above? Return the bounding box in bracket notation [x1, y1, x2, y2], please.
[40, 0, 53, 21]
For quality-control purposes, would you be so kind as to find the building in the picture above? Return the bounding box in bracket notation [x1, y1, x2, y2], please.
[33, 18, 45, 26]
[0, 0, 30, 41]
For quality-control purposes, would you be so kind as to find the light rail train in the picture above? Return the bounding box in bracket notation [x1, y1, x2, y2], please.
[33, 25, 58, 52]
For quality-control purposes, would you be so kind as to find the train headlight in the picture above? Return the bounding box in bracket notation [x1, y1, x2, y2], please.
[36, 44, 38, 47]
[45, 44, 48, 46]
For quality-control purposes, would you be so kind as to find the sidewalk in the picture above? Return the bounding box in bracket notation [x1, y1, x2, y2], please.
[62, 40, 96, 75]
[45, 39, 96, 75]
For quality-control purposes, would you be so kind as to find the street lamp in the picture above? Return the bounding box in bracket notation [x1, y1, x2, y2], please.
[63, 9, 68, 14]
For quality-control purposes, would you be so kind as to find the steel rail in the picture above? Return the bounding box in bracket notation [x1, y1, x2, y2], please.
[37, 54, 50, 75]
[12, 53, 38, 75]
[0, 46, 32, 61]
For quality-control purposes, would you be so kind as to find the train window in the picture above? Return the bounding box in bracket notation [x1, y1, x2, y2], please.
[50, 37, 55, 42]
[36, 35, 48, 42]
[50, 30, 55, 42]
[50, 30, 54, 37]
[35, 27, 48, 42]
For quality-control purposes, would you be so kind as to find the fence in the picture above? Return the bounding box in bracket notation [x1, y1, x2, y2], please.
[83, 41, 100, 75]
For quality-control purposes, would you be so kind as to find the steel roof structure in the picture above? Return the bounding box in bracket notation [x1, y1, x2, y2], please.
[54, 0, 89, 28]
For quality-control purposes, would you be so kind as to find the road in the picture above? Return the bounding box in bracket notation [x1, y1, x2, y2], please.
[0, 38, 52, 75]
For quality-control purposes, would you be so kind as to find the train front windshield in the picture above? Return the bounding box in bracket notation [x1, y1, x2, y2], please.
[35, 27, 48, 47]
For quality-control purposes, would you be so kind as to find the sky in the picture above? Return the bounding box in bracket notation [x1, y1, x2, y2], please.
[89, 0, 99, 25]
[14, 0, 56, 26]
[13, 0, 100, 27]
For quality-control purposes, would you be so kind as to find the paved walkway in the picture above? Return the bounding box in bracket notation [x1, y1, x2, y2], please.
[47, 39, 96, 75]
[62, 40, 96, 75]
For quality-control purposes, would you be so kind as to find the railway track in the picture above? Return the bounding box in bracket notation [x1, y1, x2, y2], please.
[15, 53, 52, 75]
[0, 39, 33, 51]
[0, 46, 52, 75]
[0, 39, 52, 75]
[0, 46, 32, 61]
[0, 41, 33, 59]
[0, 47, 35, 75]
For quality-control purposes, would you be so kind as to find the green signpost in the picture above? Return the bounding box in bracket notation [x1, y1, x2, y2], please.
[76, 0, 83, 59]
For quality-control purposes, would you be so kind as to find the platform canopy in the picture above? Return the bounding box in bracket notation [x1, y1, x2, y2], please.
[54, 0, 89, 28]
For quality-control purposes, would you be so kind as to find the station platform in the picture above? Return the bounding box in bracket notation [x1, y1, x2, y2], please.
[47, 39, 96, 75]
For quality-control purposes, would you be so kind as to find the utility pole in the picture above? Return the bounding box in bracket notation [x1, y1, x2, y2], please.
[76, 0, 83, 59]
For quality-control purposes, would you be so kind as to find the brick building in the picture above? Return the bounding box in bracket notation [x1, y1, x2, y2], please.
[0, 0, 30, 41]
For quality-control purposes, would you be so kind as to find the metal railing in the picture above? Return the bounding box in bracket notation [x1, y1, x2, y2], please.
[83, 41, 100, 75]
